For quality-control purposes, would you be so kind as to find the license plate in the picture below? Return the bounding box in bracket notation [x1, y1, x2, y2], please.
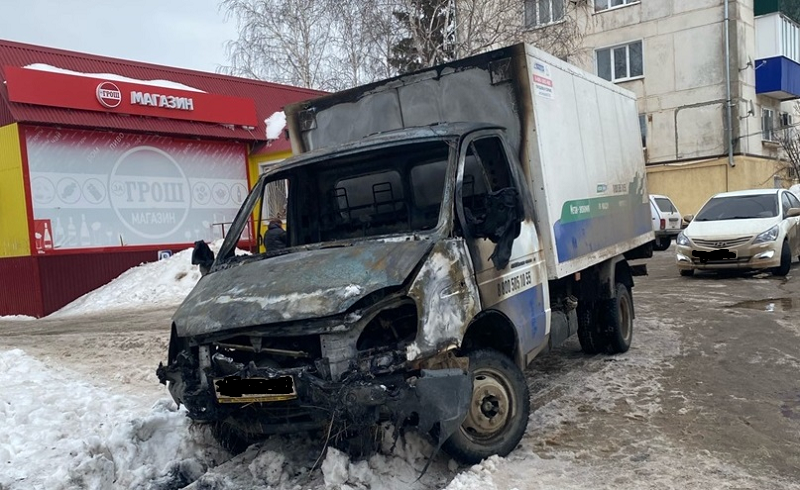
[213, 375, 297, 403]
[692, 249, 737, 260]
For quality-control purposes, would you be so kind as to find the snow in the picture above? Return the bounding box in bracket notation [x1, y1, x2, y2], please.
[23, 63, 206, 92]
[265, 111, 287, 140]
[47, 240, 247, 318]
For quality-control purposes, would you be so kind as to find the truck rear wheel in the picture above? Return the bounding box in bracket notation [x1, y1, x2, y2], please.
[578, 283, 633, 355]
[442, 349, 529, 464]
[211, 418, 259, 455]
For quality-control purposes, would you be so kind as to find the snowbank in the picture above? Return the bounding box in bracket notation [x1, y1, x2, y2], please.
[0, 349, 228, 490]
[48, 240, 247, 318]
[24, 63, 206, 92]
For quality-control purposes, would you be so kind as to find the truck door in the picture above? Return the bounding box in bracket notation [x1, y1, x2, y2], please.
[455, 132, 550, 362]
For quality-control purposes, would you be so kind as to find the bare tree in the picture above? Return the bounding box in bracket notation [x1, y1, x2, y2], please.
[218, 0, 590, 90]
[220, 0, 339, 89]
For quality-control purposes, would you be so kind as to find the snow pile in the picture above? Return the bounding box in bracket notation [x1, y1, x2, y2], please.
[49, 240, 247, 318]
[265, 111, 287, 140]
[24, 63, 206, 92]
[0, 349, 228, 490]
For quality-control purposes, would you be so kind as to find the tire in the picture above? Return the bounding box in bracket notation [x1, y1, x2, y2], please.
[442, 349, 530, 464]
[600, 283, 634, 354]
[773, 241, 791, 276]
[578, 283, 633, 355]
[679, 269, 694, 277]
[653, 237, 670, 251]
[577, 305, 601, 355]
[211, 418, 259, 455]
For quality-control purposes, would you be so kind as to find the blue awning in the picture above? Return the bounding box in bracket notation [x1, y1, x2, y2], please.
[756, 56, 800, 100]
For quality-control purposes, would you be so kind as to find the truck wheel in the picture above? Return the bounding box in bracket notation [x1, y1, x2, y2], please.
[442, 349, 529, 464]
[211, 419, 257, 455]
[679, 269, 694, 277]
[577, 305, 602, 355]
[600, 283, 633, 354]
[773, 241, 791, 276]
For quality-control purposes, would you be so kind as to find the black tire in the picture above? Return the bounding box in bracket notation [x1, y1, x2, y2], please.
[577, 304, 601, 355]
[653, 237, 670, 251]
[442, 349, 530, 464]
[211, 419, 259, 455]
[600, 283, 634, 354]
[578, 283, 633, 355]
[679, 269, 694, 277]
[773, 241, 791, 276]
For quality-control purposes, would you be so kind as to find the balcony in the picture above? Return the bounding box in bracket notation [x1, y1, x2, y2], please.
[755, 11, 800, 100]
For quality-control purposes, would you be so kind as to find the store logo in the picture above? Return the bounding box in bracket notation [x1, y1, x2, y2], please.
[109, 146, 191, 239]
[96, 81, 122, 109]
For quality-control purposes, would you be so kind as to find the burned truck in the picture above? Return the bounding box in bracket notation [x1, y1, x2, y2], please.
[157, 43, 653, 463]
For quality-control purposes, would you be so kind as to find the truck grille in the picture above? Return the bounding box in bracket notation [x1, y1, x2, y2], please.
[692, 236, 752, 248]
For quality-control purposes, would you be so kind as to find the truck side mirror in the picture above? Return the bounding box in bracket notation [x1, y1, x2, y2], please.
[191, 240, 215, 276]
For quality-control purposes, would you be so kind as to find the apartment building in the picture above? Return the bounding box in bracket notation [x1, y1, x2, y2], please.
[523, 0, 800, 213]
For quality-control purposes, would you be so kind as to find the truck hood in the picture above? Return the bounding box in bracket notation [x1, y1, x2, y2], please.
[173, 239, 433, 338]
[686, 217, 778, 239]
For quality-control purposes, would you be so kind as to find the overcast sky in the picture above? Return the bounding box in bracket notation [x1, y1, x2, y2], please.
[0, 0, 238, 73]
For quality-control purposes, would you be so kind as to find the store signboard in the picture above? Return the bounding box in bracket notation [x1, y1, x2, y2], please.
[25, 126, 249, 251]
[5, 66, 258, 126]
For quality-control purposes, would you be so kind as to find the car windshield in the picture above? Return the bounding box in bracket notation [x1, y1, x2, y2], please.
[654, 197, 676, 213]
[694, 194, 778, 221]
[217, 139, 454, 261]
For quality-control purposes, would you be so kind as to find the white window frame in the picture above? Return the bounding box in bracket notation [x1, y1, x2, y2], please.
[594, 0, 640, 13]
[595, 40, 644, 83]
[524, 0, 566, 29]
[762, 108, 777, 142]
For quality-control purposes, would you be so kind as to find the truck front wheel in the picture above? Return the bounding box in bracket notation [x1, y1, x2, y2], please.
[442, 349, 530, 464]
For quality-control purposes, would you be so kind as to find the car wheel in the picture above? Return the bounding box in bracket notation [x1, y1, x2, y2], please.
[679, 269, 694, 277]
[773, 241, 791, 276]
[442, 349, 529, 465]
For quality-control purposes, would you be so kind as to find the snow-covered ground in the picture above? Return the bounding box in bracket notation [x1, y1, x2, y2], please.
[1, 247, 797, 489]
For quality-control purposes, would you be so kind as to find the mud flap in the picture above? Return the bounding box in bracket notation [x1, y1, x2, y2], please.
[414, 368, 472, 444]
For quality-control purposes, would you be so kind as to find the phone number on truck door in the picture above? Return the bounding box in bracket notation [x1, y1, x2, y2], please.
[497, 271, 533, 298]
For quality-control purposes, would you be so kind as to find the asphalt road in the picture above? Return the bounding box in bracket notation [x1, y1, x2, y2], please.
[1, 245, 799, 487]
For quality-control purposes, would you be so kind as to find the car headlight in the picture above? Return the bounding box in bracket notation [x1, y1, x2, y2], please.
[676, 232, 689, 246]
[753, 225, 780, 244]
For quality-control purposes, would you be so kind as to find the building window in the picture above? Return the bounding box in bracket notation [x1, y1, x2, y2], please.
[639, 114, 647, 148]
[596, 41, 643, 82]
[762, 108, 776, 141]
[780, 111, 793, 128]
[525, 0, 566, 28]
[595, 0, 639, 13]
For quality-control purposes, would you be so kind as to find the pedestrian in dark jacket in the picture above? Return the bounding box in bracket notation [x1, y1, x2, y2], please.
[264, 219, 287, 251]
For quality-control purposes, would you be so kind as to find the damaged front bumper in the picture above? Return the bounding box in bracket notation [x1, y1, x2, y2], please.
[156, 355, 472, 444]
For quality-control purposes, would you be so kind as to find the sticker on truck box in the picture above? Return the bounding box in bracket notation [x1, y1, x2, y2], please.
[532, 59, 554, 99]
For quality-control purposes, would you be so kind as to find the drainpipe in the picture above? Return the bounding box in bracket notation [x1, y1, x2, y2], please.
[724, 0, 736, 168]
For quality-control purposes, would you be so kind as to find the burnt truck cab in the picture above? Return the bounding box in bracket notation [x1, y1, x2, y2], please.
[158, 123, 541, 461]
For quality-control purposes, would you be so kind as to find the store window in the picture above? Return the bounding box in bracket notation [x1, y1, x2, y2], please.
[524, 0, 565, 28]
[596, 40, 643, 82]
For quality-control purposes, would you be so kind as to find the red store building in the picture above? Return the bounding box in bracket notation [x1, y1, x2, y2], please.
[0, 39, 322, 317]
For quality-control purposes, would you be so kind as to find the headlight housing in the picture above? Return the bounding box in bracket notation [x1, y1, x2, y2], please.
[676, 232, 690, 246]
[753, 225, 780, 244]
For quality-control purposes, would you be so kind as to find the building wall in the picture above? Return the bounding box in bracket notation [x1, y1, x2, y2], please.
[0, 123, 31, 257]
[646, 154, 780, 215]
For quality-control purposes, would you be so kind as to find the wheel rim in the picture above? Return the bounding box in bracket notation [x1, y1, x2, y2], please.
[460, 367, 515, 442]
[619, 290, 633, 343]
